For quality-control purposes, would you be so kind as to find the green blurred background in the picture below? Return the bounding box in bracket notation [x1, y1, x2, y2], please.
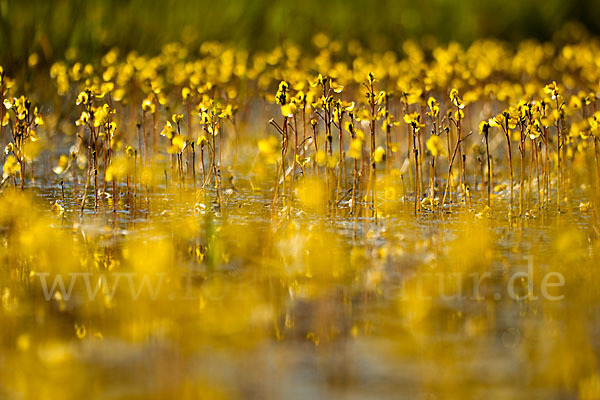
[0, 0, 598, 68]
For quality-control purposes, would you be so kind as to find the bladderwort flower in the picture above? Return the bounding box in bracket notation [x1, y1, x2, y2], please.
[404, 111, 424, 214]
[478, 120, 492, 208]
[3, 95, 42, 190]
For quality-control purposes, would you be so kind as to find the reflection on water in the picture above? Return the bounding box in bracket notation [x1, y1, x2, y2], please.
[0, 169, 595, 399]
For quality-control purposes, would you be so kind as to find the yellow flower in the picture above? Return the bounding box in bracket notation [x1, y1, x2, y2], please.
[281, 102, 297, 117]
[14, 96, 28, 121]
[2, 155, 19, 179]
[381, 114, 399, 131]
[309, 74, 326, 88]
[275, 81, 289, 105]
[105, 157, 128, 182]
[478, 120, 490, 135]
[197, 135, 208, 146]
[449, 88, 465, 109]
[106, 121, 117, 138]
[315, 150, 327, 166]
[373, 146, 386, 163]
[543, 81, 559, 99]
[528, 120, 542, 139]
[93, 104, 111, 128]
[403, 112, 416, 125]
[29, 130, 39, 142]
[141, 97, 156, 113]
[569, 95, 582, 110]
[34, 110, 44, 126]
[182, 87, 192, 101]
[330, 81, 344, 93]
[53, 155, 69, 175]
[348, 137, 363, 159]
[295, 154, 311, 167]
[367, 72, 376, 86]
[258, 136, 279, 164]
[343, 101, 355, 112]
[218, 104, 236, 120]
[75, 111, 90, 126]
[3, 98, 14, 110]
[403, 112, 424, 132]
[590, 112, 600, 137]
[345, 121, 354, 135]
[427, 96, 439, 117]
[51, 201, 64, 216]
[426, 135, 443, 157]
[170, 135, 186, 153]
[126, 146, 136, 158]
[76, 90, 89, 105]
[172, 114, 184, 124]
[161, 121, 175, 140]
